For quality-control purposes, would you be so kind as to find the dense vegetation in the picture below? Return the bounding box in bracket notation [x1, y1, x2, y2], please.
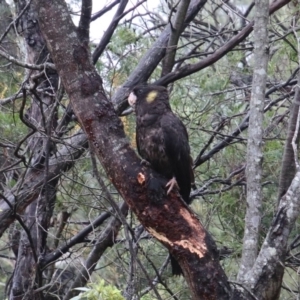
[0, 0, 299, 299]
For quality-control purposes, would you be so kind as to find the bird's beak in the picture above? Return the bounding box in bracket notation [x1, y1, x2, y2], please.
[128, 92, 137, 107]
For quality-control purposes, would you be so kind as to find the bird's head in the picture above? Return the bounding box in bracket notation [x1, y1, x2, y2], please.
[128, 85, 169, 108]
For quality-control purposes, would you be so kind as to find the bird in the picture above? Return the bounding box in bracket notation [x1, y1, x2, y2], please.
[128, 84, 194, 275]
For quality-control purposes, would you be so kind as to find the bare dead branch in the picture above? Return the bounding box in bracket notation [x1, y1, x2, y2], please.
[113, 0, 208, 114]
[91, 0, 120, 22]
[78, 0, 92, 45]
[161, 0, 191, 76]
[92, 0, 129, 64]
[155, 0, 292, 86]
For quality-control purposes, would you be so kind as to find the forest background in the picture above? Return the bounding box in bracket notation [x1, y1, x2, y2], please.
[0, 0, 300, 299]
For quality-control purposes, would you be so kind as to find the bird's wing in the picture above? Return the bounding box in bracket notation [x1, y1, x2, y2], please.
[161, 112, 193, 203]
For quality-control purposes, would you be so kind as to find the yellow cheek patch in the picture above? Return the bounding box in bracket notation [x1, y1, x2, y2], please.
[146, 91, 158, 103]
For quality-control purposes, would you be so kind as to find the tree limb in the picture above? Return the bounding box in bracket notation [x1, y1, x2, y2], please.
[78, 0, 92, 45]
[161, 0, 191, 76]
[238, 0, 269, 281]
[113, 0, 208, 114]
[155, 0, 292, 86]
[33, 1, 233, 298]
[92, 0, 129, 63]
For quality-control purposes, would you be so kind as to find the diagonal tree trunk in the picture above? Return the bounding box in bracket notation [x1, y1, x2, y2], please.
[0, 1, 296, 299]
[112, 0, 207, 113]
[32, 1, 233, 299]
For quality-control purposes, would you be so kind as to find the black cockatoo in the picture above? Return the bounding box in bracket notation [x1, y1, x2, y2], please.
[128, 84, 194, 203]
[128, 84, 194, 275]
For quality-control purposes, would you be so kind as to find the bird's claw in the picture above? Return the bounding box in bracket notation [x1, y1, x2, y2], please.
[140, 159, 151, 166]
[166, 177, 179, 194]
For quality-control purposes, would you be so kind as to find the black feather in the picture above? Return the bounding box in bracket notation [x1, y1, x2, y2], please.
[129, 85, 195, 275]
[132, 84, 193, 204]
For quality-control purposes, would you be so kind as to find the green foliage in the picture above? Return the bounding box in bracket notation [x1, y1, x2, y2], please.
[1, 1, 300, 299]
[110, 27, 137, 50]
[71, 280, 125, 300]
[0, 109, 27, 141]
[99, 26, 141, 90]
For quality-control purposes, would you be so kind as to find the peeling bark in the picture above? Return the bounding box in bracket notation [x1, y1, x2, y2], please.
[0, 1, 295, 299]
[32, 0, 232, 298]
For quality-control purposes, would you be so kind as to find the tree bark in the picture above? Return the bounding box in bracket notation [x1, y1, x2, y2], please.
[238, 0, 269, 282]
[112, 0, 207, 114]
[161, 0, 191, 76]
[155, 0, 291, 87]
[240, 166, 300, 299]
[9, 1, 59, 299]
[63, 202, 128, 300]
[277, 70, 300, 204]
[32, 0, 233, 298]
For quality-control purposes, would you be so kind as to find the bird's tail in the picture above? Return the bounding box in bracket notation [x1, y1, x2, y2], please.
[170, 254, 183, 276]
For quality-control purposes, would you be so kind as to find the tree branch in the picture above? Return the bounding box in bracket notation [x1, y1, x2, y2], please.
[113, 0, 208, 114]
[92, 0, 129, 64]
[0, 47, 55, 70]
[238, 0, 269, 281]
[0, 131, 88, 237]
[155, 0, 292, 86]
[91, 0, 120, 22]
[277, 70, 300, 203]
[161, 0, 191, 76]
[194, 90, 295, 168]
[33, 1, 233, 298]
[78, 0, 92, 45]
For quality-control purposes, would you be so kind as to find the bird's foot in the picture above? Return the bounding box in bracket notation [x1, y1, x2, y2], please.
[166, 177, 179, 194]
[141, 159, 151, 167]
